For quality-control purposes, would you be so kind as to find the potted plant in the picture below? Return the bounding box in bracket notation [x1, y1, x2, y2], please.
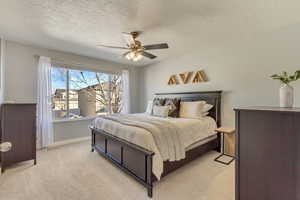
[271, 71, 300, 107]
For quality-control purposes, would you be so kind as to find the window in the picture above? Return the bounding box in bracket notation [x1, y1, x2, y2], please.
[51, 67, 123, 120]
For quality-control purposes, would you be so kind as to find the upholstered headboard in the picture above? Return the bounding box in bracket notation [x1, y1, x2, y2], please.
[155, 91, 222, 127]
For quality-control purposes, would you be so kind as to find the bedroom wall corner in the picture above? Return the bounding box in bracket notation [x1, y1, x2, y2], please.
[138, 65, 147, 113]
[128, 66, 142, 113]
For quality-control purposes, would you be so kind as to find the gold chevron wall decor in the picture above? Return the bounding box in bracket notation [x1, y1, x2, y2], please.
[179, 72, 193, 84]
[192, 70, 207, 83]
[167, 70, 208, 85]
[167, 75, 178, 85]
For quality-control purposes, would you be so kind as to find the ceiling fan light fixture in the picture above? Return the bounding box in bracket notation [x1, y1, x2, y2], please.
[98, 31, 168, 61]
[125, 53, 131, 60]
[133, 52, 143, 62]
[129, 51, 136, 60]
[125, 51, 143, 62]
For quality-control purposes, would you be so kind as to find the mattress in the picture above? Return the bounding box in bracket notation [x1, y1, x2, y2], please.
[186, 135, 218, 151]
[92, 113, 217, 179]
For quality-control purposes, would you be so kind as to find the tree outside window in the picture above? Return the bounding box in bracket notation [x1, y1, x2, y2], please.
[51, 67, 123, 120]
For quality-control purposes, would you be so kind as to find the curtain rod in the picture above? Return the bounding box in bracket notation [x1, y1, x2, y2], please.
[34, 55, 130, 73]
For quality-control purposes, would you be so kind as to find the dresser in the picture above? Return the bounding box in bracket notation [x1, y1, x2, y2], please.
[235, 107, 300, 200]
[0, 104, 37, 173]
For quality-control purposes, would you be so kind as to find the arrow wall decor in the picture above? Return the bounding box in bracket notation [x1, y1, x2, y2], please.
[167, 75, 178, 85]
[167, 70, 208, 85]
[179, 72, 193, 84]
[192, 70, 207, 83]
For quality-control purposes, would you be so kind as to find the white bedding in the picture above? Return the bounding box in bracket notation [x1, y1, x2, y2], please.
[92, 113, 217, 179]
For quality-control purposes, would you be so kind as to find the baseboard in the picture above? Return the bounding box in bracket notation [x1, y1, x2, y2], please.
[48, 136, 90, 149]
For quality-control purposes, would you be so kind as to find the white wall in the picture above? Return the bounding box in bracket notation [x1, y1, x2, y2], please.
[3, 40, 140, 142]
[139, 26, 300, 126]
[0, 38, 5, 104]
[53, 119, 93, 142]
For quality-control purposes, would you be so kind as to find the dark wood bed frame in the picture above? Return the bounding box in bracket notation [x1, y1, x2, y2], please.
[90, 91, 222, 198]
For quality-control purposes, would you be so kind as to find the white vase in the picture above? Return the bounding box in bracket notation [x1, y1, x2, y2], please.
[279, 84, 294, 107]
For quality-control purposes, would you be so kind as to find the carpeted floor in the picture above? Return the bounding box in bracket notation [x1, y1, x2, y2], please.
[0, 141, 234, 200]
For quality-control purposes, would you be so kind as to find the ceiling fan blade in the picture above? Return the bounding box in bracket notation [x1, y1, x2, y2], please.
[143, 43, 169, 50]
[141, 51, 157, 59]
[122, 32, 136, 47]
[97, 44, 130, 50]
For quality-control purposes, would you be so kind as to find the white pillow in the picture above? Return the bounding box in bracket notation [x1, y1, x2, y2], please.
[145, 101, 153, 114]
[202, 104, 214, 113]
[152, 105, 170, 118]
[179, 101, 206, 119]
[202, 112, 209, 117]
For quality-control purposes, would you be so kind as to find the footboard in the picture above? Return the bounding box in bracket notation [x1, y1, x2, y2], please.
[90, 127, 155, 197]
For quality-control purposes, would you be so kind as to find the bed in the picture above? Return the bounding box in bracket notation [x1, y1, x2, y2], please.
[90, 91, 222, 197]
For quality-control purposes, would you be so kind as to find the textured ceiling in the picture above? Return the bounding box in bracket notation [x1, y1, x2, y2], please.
[1, 0, 300, 66]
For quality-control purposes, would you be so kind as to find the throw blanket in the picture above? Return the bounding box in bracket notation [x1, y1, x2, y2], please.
[102, 114, 186, 162]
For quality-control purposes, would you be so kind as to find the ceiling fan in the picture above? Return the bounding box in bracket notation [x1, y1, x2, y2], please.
[97, 31, 169, 62]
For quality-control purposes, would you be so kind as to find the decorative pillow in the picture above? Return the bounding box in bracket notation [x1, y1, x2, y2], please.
[202, 103, 214, 113]
[145, 101, 153, 114]
[152, 105, 170, 118]
[153, 98, 166, 107]
[164, 98, 181, 118]
[179, 101, 206, 119]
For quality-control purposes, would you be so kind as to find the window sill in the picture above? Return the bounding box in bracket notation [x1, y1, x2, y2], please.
[53, 116, 97, 124]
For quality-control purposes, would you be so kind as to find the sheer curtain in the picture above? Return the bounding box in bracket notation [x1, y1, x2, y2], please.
[37, 56, 54, 148]
[121, 69, 130, 114]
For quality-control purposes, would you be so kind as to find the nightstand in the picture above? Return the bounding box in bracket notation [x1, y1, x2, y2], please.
[214, 127, 235, 165]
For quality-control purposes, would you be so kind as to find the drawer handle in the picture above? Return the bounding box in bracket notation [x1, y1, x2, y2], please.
[0, 142, 12, 152]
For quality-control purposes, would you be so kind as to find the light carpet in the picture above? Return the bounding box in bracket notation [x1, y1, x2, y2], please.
[0, 141, 234, 200]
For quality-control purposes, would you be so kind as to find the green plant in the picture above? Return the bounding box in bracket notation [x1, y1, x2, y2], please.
[271, 71, 300, 84]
